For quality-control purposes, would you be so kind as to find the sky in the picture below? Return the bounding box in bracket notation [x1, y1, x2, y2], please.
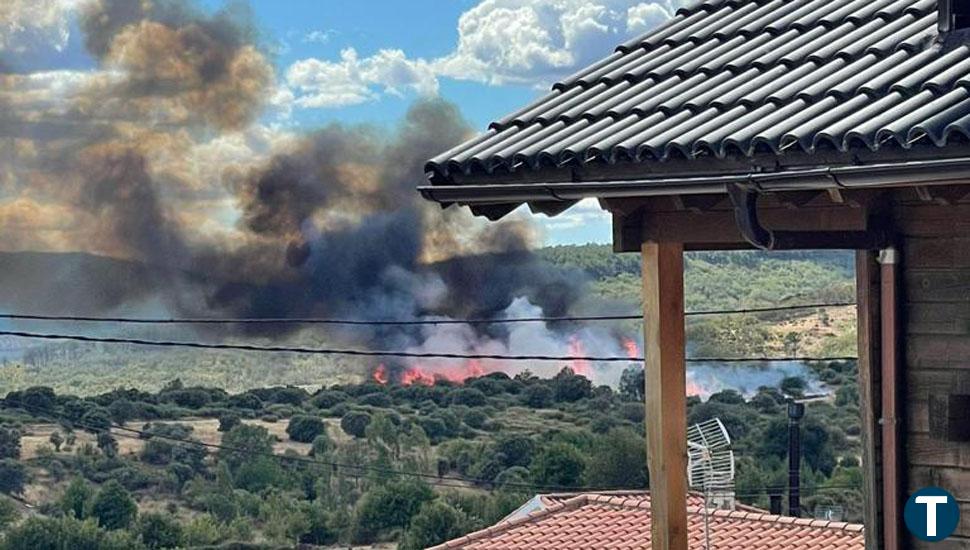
[0, 0, 689, 247]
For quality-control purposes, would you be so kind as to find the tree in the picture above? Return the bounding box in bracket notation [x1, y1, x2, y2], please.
[219, 424, 275, 473]
[530, 443, 586, 488]
[584, 428, 648, 489]
[0, 496, 19, 530]
[286, 415, 327, 443]
[0, 460, 26, 495]
[450, 388, 487, 407]
[60, 477, 94, 519]
[97, 432, 119, 457]
[780, 376, 807, 398]
[1, 516, 145, 550]
[619, 366, 644, 401]
[80, 409, 113, 433]
[218, 412, 241, 432]
[49, 431, 64, 452]
[340, 411, 372, 439]
[400, 501, 465, 550]
[353, 479, 434, 543]
[0, 426, 21, 459]
[523, 384, 553, 408]
[91, 480, 137, 530]
[310, 433, 334, 457]
[136, 512, 183, 549]
[552, 368, 592, 402]
[495, 435, 534, 468]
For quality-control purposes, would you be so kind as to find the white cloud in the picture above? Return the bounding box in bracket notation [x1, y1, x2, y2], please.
[0, 0, 79, 54]
[283, 0, 680, 111]
[537, 198, 610, 231]
[285, 47, 439, 109]
[303, 29, 337, 44]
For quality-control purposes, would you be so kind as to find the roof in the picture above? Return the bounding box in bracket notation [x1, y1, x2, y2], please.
[422, 0, 970, 214]
[428, 493, 865, 550]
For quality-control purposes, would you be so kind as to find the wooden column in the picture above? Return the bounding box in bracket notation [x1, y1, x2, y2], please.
[642, 242, 688, 550]
[856, 251, 883, 550]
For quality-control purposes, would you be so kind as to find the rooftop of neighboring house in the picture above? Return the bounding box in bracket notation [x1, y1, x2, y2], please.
[429, 493, 865, 550]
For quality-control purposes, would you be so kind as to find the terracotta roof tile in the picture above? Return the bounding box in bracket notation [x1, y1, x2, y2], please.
[428, 494, 865, 550]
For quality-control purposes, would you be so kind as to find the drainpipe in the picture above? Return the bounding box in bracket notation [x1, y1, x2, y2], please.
[788, 401, 806, 518]
[879, 247, 901, 550]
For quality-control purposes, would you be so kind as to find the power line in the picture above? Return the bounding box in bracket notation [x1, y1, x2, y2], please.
[0, 301, 856, 327]
[0, 329, 857, 363]
[1, 399, 862, 500]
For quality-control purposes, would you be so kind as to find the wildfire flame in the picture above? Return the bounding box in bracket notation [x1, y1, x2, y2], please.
[623, 338, 640, 359]
[567, 335, 592, 378]
[373, 364, 389, 385]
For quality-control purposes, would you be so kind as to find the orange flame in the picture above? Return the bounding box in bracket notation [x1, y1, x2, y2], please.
[567, 335, 592, 378]
[373, 364, 389, 385]
[623, 338, 640, 359]
[401, 367, 436, 386]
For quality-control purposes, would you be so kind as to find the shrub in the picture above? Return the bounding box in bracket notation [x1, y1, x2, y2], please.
[400, 501, 465, 550]
[182, 514, 224, 547]
[60, 477, 93, 519]
[0, 496, 20, 530]
[1, 516, 145, 549]
[287, 415, 327, 443]
[359, 393, 392, 408]
[91, 479, 137, 530]
[617, 402, 645, 424]
[463, 409, 488, 429]
[311, 391, 350, 409]
[137, 512, 183, 549]
[353, 479, 434, 543]
[530, 443, 587, 488]
[340, 411, 372, 439]
[218, 412, 242, 432]
[552, 368, 593, 402]
[523, 384, 553, 408]
[0, 426, 20, 459]
[0, 459, 26, 495]
[450, 388, 487, 407]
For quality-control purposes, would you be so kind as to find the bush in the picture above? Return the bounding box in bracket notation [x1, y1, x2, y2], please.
[340, 411, 372, 439]
[552, 368, 592, 402]
[450, 388, 488, 407]
[530, 443, 586, 488]
[0, 459, 26, 495]
[353, 479, 435, 543]
[137, 512, 183, 549]
[91, 480, 137, 530]
[463, 409, 488, 430]
[286, 415, 327, 443]
[60, 477, 94, 519]
[311, 391, 350, 409]
[0, 426, 21, 459]
[218, 413, 242, 433]
[523, 384, 553, 408]
[182, 514, 224, 547]
[617, 402, 645, 424]
[1, 516, 145, 550]
[400, 501, 465, 550]
[359, 393, 392, 408]
[0, 496, 20, 530]
[585, 428, 648, 489]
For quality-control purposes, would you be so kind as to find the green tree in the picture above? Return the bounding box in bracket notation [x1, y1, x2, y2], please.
[48, 431, 64, 452]
[400, 501, 465, 550]
[353, 479, 434, 543]
[585, 428, 648, 488]
[91, 480, 137, 530]
[552, 368, 592, 402]
[530, 443, 586, 488]
[780, 376, 807, 398]
[219, 424, 275, 473]
[1, 516, 145, 550]
[0, 460, 26, 495]
[286, 415, 327, 443]
[619, 366, 644, 401]
[96, 432, 118, 457]
[181, 514, 223, 547]
[218, 412, 241, 433]
[523, 384, 553, 408]
[0, 426, 21, 459]
[0, 497, 20, 531]
[60, 477, 94, 519]
[136, 512, 183, 549]
[340, 411, 372, 439]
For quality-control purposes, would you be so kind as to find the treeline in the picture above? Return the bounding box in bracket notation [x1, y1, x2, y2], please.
[0, 363, 862, 548]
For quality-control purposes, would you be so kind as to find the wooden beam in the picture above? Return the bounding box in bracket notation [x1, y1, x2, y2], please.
[856, 251, 883, 550]
[879, 248, 902, 550]
[642, 242, 688, 550]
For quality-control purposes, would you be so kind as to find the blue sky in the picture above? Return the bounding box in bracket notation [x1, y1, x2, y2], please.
[2, 0, 686, 247]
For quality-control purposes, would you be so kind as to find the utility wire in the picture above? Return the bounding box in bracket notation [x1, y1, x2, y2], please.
[0, 301, 857, 327]
[2, 399, 862, 500]
[0, 329, 858, 363]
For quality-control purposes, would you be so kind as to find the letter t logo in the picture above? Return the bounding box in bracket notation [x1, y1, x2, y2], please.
[916, 496, 950, 537]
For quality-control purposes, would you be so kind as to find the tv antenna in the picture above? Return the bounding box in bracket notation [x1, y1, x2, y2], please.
[688, 418, 736, 550]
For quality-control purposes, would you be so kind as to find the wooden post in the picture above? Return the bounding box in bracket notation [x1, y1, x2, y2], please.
[855, 250, 883, 550]
[642, 242, 688, 550]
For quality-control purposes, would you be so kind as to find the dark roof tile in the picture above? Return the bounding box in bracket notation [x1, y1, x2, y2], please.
[426, 0, 970, 183]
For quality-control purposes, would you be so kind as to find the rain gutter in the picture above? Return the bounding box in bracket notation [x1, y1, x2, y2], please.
[418, 156, 970, 204]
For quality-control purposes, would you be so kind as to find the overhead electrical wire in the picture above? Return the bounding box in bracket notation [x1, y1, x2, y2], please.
[0, 329, 858, 363]
[1, 398, 862, 500]
[0, 301, 857, 327]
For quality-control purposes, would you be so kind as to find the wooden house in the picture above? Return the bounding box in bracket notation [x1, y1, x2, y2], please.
[421, 0, 970, 548]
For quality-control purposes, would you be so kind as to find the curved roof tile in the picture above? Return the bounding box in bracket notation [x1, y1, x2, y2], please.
[426, 0, 970, 183]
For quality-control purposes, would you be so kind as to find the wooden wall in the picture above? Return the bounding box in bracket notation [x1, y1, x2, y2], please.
[896, 199, 970, 549]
